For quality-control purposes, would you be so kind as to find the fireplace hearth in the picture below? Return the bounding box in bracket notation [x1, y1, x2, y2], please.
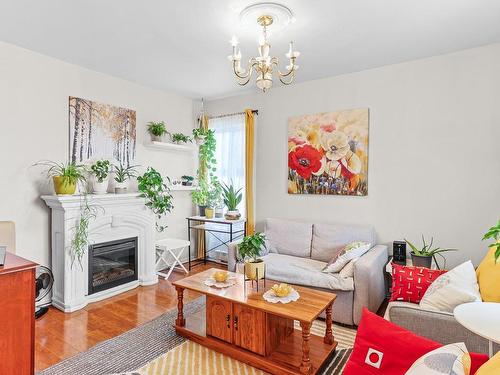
[88, 237, 138, 295]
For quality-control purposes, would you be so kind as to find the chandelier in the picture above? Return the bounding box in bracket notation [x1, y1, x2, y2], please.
[228, 3, 300, 92]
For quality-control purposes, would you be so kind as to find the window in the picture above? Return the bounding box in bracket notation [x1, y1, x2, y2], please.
[210, 113, 246, 215]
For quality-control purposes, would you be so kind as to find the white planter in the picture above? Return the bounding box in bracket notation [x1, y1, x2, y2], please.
[115, 180, 129, 194]
[151, 134, 164, 142]
[195, 136, 206, 146]
[93, 178, 109, 194]
[225, 210, 241, 220]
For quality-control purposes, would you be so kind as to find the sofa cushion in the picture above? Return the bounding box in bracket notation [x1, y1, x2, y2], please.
[265, 218, 312, 258]
[405, 342, 471, 375]
[322, 241, 372, 273]
[311, 223, 376, 262]
[261, 253, 354, 291]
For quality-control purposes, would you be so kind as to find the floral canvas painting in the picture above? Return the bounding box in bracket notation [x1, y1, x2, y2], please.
[69, 97, 136, 167]
[288, 108, 369, 196]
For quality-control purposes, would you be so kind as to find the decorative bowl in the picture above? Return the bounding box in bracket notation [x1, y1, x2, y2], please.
[271, 283, 293, 297]
[212, 270, 229, 283]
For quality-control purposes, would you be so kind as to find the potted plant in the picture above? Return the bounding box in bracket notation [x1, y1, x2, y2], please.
[35, 160, 86, 195]
[483, 219, 500, 263]
[137, 167, 174, 232]
[170, 132, 192, 144]
[90, 159, 110, 194]
[405, 235, 457, 268]
[239, 232, 266, 280]
[113, 163, 138, 194]
[147, 121, 167, 142]
[191, 180, 209, 216]
[205, 178, 222, 219]
[181, 175, 194, 186]
[222, 182, 243, 220]
[192, 127, 208, 145]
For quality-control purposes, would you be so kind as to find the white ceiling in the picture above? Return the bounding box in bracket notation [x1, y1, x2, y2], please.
[0, 0, 499, 99]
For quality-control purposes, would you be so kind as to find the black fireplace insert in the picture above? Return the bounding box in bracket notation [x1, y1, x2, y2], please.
[88, 237, 138, 295]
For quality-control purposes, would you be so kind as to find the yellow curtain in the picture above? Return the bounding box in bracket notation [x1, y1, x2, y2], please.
[197, 113, 209, 259]
[244, 109, 255, 235]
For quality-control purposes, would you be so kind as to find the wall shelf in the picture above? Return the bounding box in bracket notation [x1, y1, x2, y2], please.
[144, 141, 197, 153]
[169, 185, 196, 191]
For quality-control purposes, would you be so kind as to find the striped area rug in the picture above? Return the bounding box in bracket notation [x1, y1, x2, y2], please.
[133, 320, 356, 375]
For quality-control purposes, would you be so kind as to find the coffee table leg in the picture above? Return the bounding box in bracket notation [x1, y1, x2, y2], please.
[175, 286, 185, 327]
[324, 302, 334, 345]
[300, 321, 312, 374]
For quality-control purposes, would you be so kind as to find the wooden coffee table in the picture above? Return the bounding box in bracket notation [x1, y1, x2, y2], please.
[173, 268, 337, 375]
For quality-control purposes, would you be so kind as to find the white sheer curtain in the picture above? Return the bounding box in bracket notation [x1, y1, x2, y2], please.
[210, 113, 246, 215]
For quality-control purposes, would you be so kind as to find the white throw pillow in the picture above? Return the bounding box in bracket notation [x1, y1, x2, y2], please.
[405, 342, 471, 375]
[322, 242, 371, 273]
[419, 261, 482, 313]
[339, 258, 359, 278]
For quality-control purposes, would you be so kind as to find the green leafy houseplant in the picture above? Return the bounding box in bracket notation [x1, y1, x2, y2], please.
[198, 129, 216, 176]
[191, 179, 209, 215]
[222, 182, 243, 211]
[483, 219, 500, 263]
[34, 160, 86, 194]
[192, 127, 209, 144]
[147, 121, 167, 140]
[137, 167, 174, 232]
[90, 160, 110, 183]
[170, 132, 192, 144]
[114, 163, 138, 183]
[239, 232, 267, 280]
[181, 175, 194, 186]
[405, 236, 457, 269]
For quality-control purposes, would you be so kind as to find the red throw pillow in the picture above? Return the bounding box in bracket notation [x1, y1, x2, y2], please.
[390, 263, 447, 303]
[343, 308, 489, 375]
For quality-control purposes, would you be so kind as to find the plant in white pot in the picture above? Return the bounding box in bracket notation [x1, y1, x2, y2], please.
[405, 235, 457, 269]
[113, 163, 138, 194]
[222, 182, 242, 220]
[238, 232, 266, 280]
[147, 121, 167, 142]
[192, 127, 209, 145]
[90, 160, 110, 194]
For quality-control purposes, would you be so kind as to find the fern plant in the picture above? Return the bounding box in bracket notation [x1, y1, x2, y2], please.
[147, 121, 167, 137]
[483, 219, 500, 263]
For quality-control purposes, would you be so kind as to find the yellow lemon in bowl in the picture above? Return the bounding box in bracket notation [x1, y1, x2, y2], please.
[212, 271, 229, 282]
[271, 283, 293, 297]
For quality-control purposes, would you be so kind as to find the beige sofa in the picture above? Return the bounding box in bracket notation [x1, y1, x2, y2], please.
[228, 218, 388, 325]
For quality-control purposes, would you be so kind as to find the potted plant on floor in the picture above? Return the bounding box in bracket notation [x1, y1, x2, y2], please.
[113, 163, 138, 194]
[222, 182, 242, 220]
[147, 121, 167, 142]
[170, 132, 192, 144]
[191, 180, 209, 216]
[181, 175, 194, 186]
[90, 159, 110, 194]
[405, 235, 457, 268]
[483, 219, 500, 263]
[35, 160, 86, 195]
[239, 232, 267, 280]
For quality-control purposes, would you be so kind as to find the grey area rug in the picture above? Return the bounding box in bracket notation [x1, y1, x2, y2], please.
[39, 297, 353, 375]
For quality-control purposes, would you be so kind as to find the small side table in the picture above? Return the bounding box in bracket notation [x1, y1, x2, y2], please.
[155, 238, 190, 279]
[454, 302, 500, 357]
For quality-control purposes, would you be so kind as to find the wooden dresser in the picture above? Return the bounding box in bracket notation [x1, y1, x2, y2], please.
[0, 252, 37, 375]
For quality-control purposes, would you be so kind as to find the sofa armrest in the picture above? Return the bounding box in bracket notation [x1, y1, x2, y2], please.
[386, 302, 497, 354]
[227, 240, 243, 272]
[353, 244, 388, 325]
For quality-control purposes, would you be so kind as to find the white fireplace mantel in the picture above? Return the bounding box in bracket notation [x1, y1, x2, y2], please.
[41, 193, 158, 312]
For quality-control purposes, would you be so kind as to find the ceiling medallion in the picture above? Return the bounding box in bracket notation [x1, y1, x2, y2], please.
[228, 2, 300, 92]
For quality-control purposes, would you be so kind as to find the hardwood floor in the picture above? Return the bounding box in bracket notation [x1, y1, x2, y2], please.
[35, 262, 224, 372]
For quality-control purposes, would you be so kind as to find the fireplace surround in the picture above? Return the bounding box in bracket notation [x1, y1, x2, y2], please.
[42, 193, 158, 312]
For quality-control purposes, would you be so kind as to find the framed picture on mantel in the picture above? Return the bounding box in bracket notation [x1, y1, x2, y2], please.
[288, 108, 369, 196]
[69, 97, 137, 167]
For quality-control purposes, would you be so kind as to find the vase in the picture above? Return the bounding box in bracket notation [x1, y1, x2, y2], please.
[205, 207, 214, 219]
[115, 181, 128, 194]
[214, 207, 224, 218]
[53, 176, 77, 195]
[92, 177, 109, 194]
[225, 209, 241, 220]
[198, 205, 207, 216]
[244, 260, 265, 280]
[411, 253, 433, 268]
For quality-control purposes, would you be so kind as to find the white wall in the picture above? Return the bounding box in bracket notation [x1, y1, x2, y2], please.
[0, 41, 196, 266]
[206, 43, 500, 267]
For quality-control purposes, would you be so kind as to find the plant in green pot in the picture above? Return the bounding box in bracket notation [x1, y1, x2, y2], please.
[222, 182, 242, 220]
[90, 159, 110, 194]
[405, 235, 457, 269]
[147, 121, 167, 142]
[483, 219, 500, 263]
[113, 163, 138, 194]
[239, 232, 266, 280]
[35, 160, 86, 195]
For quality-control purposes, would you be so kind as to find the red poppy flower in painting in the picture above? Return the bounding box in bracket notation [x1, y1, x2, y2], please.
[288, 144, 323, 179]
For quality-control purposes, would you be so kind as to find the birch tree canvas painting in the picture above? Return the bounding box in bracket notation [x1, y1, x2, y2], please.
[288, 108, 369, 196]
[69, 97, 136, 167]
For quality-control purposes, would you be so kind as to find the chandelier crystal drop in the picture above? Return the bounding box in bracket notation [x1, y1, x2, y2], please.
[228, 11, 300, 92]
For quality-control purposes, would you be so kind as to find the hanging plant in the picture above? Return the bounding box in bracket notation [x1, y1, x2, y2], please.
[137, 167, 174, 232]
